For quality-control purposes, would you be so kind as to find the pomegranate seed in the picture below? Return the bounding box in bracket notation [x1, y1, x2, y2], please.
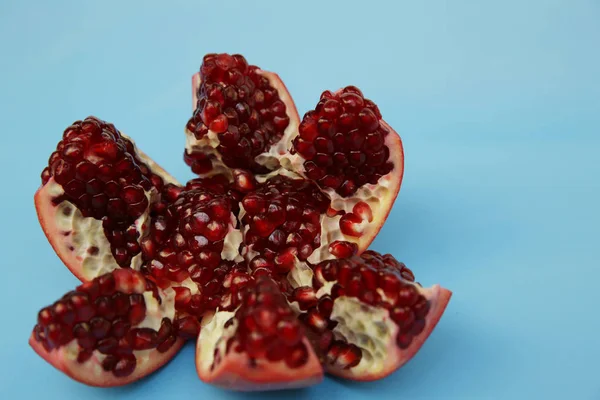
[339, 212, 364, 237]
[329, 241, 358, 258]
[317, 296, 334, 319]
[277, 320, 302, 346]
[173, 287, 192, 308]
[111, 318, 131, 338]
[285, 343, 309, 368]
[292, 287, 317, 310]
[413, 297, 430, 318]
[334, 343, 362, 369]
[112, 354, 137, 377]
[157, 335, 177, 353]
[397, 285, 418, 306]
[128, 295, 146, 325]
[176, 316, 201, 339]
[305, 308, 328, 333]
[128, 328, 157, 350]
[90, 317, 111, 339]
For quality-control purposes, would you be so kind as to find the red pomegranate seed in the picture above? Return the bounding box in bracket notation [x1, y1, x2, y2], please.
[176, 316, 201, 339]
[90, 317, 111, 339]
[292, 287, 318, 310]
[173, 287, 192, 308]
[128, 295, 146, 325]
[128, 328, 158, 350]
[328, 240, 358, 258]
[284, 343, 309, 369]
[339, 212, 364, 237]
[112, 354, 137, 377]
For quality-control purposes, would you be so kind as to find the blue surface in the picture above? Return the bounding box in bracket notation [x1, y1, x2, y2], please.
[1, 0, 599, 398]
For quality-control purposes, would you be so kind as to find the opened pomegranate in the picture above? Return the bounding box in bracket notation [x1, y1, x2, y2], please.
[36, 117, 180, 281]
[30, 269, 184, 386]
[30, 53, 451, 392]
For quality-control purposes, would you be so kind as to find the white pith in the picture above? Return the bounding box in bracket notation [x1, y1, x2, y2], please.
[186, 70, 299, 176]
[46, 181, 154, 281]
[287, 259, 314, 288]
[222, 215, 244, 262]
[310, 269, 450, 378]
[198, 310, 237, 371]
[329, 296, 398, 376]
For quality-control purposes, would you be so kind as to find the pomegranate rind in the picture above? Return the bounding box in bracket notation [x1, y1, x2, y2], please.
[326, 285, 451, 381]
[35, 146, 180, 282]
[29, 334, 184, 387]
[195, 336, 323, 391]
[187, 70, 301, 174]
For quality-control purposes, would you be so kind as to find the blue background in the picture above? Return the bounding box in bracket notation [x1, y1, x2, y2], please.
[1, 0, 598, 398]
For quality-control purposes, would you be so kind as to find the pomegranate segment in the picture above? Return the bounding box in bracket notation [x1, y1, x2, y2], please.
[36, 117, 179, 281]
[196, 276, 323, 391]
[185, 53, 300, 175]
[29, 269, 184, 386]
[281, 88, 405, 258]
[296, 251, 450, 380]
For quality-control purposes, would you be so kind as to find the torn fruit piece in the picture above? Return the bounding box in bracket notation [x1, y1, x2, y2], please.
[29, 269, 184, 386]
[196, 276, 323, 391]
[292, 250, 451, 380]
[36, 116, 180, 281]
[185, 53, 300, 175]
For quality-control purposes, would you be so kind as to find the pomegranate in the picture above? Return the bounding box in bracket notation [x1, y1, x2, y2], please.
[30, 53, 451, 392]
[29, 269, 184, 386]
[185, 53, 299, 175]
[292, 251, 451, 380]
[281, 86, 405, 257]
[196, 275, 323, 390]
[36, 117, 180, 281]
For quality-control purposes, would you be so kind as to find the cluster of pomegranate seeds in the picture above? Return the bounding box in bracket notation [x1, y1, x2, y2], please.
[241, 175, 330, 268]
[32, 270, 177, 377]
[41, 116, 166, 267]
[311, 251, 426, 350]
[216, 276, 309, 370]
[140, 189, 234, 285]
[293, 86, 393, 196]
[185, 170, 257, 215]
[186, 53, 291, 172]
[183, 149, 213, 175]
[171, 263, 251, 331]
